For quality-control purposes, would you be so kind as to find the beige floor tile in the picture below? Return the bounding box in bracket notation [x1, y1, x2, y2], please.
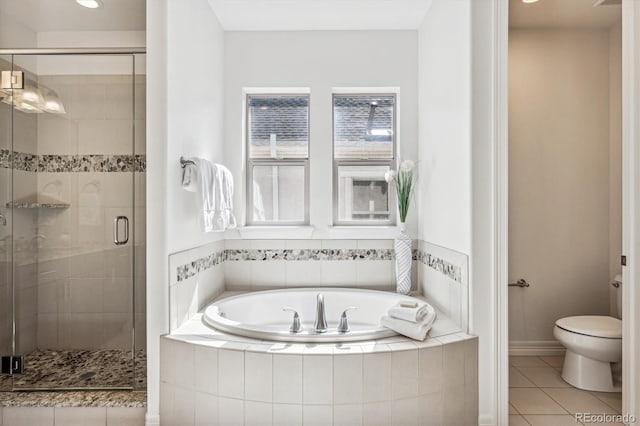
[523, 414, 580, 425]
[517, 367, 570, 388]
[591, 392, 622, 413]
[509, 404, 519, 415]
[510, 356, 548, 367]
[539, 356, 565, 368]
[509, 388, 568, 415]
[542, 388, 619, 415]
[509, 414, 530, 425]
[510, 367, 536, 388]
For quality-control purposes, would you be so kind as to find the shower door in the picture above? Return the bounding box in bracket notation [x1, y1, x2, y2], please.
[0, 52, 144, 390]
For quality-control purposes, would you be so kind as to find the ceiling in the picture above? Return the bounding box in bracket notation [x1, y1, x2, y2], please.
[207, 0, 433, 31]
[510, 0, 621, 29]
[0, 0, 146, 32]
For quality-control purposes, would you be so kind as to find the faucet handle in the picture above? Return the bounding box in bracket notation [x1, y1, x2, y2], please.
[337, 307, 357, 333]
[283, 307, 303, 333]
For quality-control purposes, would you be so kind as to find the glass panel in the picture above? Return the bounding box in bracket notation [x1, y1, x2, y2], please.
[337, 165, 391, 222]
[252, 165, 305, 223]
[10, 54, 138, 390]
[248, 95, 309, 159]
[0, 55, 14, 391]
[333, 95, 395, 159]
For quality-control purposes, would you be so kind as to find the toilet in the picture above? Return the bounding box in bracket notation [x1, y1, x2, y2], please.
[553, 275, 623, 392]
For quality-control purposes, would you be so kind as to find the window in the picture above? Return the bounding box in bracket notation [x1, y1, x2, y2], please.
[246, 94, 309, 225]
[333, 93, 396, 225]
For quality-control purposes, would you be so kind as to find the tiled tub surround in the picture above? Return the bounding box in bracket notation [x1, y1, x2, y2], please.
[170, 239, 469, 331]
[160, 305, 478, 426]
[416, 241, 469, 332]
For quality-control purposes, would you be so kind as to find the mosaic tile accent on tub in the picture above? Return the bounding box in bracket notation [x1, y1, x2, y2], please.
[225, 248, 395, 262]
[0, 149, 146, 172]
[413, 248, 464, 284]
[176, 250, 226, 282]
[175, 248, 395, 282]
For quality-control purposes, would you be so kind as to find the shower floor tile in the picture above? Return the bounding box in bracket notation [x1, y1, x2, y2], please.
[0, 350, 146, 390]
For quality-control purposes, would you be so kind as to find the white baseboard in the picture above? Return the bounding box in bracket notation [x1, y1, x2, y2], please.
[145, 413, 160, 426]
[478, 413, 496, 425]
[509, 340, 565, 356]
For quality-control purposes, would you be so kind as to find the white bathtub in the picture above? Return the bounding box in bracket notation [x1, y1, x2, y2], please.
[202, 287, 431, 343]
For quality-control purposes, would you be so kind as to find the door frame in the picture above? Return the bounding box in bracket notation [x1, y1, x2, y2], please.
[492, 0, 640, 424]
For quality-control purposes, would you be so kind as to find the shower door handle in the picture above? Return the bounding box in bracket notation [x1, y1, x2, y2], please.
[113, 216, 129, 246]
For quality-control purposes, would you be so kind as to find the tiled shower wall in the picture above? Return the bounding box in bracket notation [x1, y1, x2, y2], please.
[169, 238, 469, 331]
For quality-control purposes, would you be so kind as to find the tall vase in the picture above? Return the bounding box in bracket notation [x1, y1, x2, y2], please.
[394, 222, 412, 295]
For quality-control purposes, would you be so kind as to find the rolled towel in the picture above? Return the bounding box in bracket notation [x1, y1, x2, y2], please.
[388, 300, 428, 323]
[381, 307, 437, 341]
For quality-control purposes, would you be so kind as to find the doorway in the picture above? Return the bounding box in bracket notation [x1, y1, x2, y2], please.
[507, 0, 624, 423]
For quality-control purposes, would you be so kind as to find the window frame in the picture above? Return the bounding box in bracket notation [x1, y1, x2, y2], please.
[245, 92, 310, 226]
[332, 92, 397, 226]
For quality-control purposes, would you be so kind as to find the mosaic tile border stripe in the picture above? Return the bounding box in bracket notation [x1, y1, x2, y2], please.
[225, 248, 395, 262]
[413, 248, 464, 284]
[176, 250, 226, 282]
[175, 246, 465, 284]
[0, 149, 146, 172]
[176, 248, 395, 282]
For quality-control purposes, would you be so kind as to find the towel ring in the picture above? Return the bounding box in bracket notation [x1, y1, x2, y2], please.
[180, 157, 196, 168]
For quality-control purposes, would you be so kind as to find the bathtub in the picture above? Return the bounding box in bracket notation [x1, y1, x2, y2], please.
[203, 287, 429, 342]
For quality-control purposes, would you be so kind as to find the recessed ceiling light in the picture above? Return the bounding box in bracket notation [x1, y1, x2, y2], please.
[76, 0, 104, 9]
[522, 0, 539, 3]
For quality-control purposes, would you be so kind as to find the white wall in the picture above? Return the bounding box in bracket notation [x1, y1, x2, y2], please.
[417, 0, 471, 255]
[166, 4, 225, 254]
[147, 0, 226, 423]
[416, 0, 472, 348]
[508, 29, 618, 346]
[223, 30, 419, 238]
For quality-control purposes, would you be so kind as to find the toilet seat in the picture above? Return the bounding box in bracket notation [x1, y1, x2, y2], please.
[556, 315, 622, 339]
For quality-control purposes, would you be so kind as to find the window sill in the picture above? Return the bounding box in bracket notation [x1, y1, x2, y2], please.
[227, 226, 315, 239]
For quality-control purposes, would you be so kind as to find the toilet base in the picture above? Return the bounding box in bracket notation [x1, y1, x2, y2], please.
[561, 350, 621, 392]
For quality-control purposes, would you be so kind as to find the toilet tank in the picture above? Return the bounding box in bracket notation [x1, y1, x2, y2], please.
[611, 274, 623, 319]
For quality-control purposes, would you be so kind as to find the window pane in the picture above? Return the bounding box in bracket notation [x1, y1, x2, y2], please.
[248, 95, 309, 159]
[337, 165, 391, 222]
[252, 165, 305, 222]
[334, 95, 394, 159]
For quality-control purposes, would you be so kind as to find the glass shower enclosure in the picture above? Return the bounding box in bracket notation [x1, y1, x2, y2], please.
[0, 50, 146, 391]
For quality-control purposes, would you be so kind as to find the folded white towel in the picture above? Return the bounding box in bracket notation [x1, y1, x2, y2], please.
[381, 306, 437, 341]
[388, 300, 428, 323]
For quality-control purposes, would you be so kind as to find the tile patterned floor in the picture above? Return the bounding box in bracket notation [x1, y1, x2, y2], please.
[509, 356, 624, 425]
[0, 350, 146, 390]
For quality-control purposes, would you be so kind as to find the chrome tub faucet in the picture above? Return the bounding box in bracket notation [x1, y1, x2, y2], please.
[314, 293, 328, 333]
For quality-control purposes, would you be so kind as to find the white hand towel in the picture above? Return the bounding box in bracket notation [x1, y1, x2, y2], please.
[182, 161, 198, 192]
[218, 164, 237, 229]
[191, 158, 217, 232]
[381, 306, 437, 341]
[388, 301, 428, 323]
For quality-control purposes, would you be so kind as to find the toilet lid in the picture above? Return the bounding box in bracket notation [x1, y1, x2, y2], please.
[556, 316, 622, 338]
